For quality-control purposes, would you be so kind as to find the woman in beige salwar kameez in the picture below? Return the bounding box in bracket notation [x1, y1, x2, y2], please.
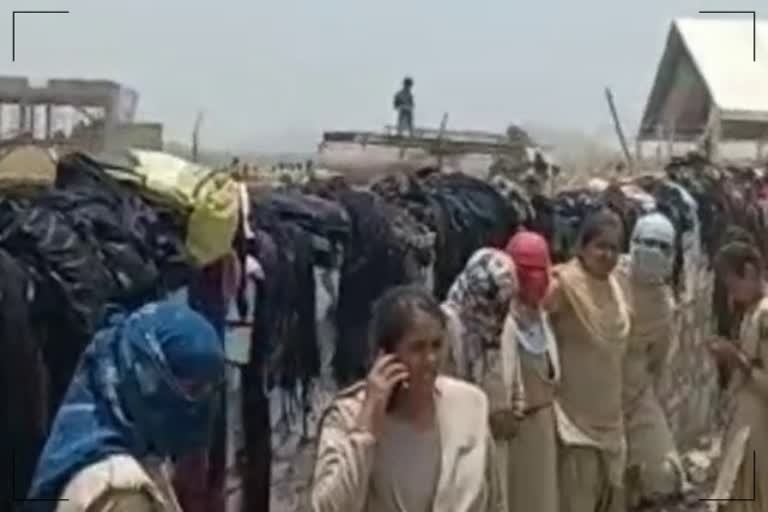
[505, 231, 561, 512]
[311, 285, 502, 512]
[440, 248, 526, 510]
[544, 209, 631, 512]
[615, 213, 686, 508]
[709, 242, 768, 512]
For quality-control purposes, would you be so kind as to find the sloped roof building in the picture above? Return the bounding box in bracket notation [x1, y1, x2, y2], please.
[639, 17, 768, 147]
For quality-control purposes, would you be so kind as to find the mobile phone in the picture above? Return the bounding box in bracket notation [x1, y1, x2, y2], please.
[386, 355, 408, 412]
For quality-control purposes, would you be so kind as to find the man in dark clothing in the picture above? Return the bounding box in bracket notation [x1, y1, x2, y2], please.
[394, 76, 415, 136]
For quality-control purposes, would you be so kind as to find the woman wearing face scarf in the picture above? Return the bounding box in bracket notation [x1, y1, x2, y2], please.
[504, 231, 561, 512]
[441, 248, 525, 509]
[543, 209, 631, 512]
[25, 301, 225, 512]
[614, 213, 686, 508]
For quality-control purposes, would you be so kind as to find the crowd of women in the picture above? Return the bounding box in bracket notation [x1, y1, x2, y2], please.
[7, 148, 768, 512]
[31, 206, 767, 512]
[309, 210, 670, 512]
[310, 206, 768, 512]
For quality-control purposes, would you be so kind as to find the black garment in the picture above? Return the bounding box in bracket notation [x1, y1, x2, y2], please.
[0, 248, 47, 504]
[55, 152, 191, 299]
[0, 198, 112, 341]
[371, 171, 519, 299]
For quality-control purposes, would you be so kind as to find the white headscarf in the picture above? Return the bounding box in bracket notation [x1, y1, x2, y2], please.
[629, 212, 676, 284]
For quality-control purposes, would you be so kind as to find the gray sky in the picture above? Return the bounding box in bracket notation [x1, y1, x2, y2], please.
[6, 0, 764, 151]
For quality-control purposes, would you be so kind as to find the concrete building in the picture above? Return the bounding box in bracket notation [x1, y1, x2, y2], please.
[0, 76, 162, 152]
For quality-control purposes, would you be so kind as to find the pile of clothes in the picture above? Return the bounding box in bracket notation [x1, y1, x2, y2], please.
[244, 168, 523, 395]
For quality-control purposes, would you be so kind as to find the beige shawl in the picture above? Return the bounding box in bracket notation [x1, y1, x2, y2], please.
[550, 258, 631, 486]
[310, 376, 503, 512]
[56, 455, 181, 512]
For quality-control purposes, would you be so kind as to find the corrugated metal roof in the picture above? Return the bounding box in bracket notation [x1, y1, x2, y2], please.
[639, 17, 768, 139]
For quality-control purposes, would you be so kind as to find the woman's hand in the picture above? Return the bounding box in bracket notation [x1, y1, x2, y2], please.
[541, 276, 563, 314]
[489, 409, 519, 440]
[355, 353, 409, 438]
[708, 338, 750, 373]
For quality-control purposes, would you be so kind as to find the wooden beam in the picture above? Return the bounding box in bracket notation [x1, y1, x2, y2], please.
[192, 110, 203, 163]
[605, 87, 634, 171]
[322, 130, 533, 157]
[434, 113, 449, 169]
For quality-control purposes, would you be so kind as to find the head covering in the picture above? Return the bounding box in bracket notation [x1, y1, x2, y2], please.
[442, 248, 524, 415]
[443, 248, 518, 373]
[27, 301, 225, 506]
[629, 212, 676, 284]
[444, 248, 518, 323]
[506, 231, 552, 308]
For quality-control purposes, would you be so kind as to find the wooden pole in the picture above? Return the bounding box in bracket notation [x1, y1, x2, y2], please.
[604, 87, 633, 171]
[435, 112, 449, 170]
[192, 110, 203, 163]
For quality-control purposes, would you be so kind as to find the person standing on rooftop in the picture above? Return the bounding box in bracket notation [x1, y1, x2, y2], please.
[394, 77, 415, 137]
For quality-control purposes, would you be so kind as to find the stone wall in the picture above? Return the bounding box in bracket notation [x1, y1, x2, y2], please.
[656, 262, 720, 449]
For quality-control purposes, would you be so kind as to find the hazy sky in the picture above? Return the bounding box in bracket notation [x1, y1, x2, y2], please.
[5, 0, 764, 151]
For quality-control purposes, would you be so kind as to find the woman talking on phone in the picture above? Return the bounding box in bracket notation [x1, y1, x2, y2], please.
[310, 285, 502, 512]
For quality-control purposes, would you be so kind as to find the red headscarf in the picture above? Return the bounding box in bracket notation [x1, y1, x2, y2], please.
[505, 231, 552, 307]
